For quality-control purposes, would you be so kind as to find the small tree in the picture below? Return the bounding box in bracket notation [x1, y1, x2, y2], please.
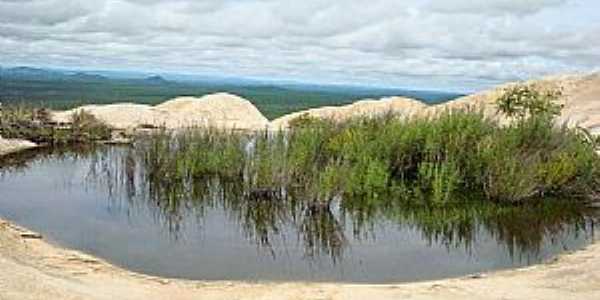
[496, 84, 563, 121]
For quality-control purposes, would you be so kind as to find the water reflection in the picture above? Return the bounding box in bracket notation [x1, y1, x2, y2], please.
[2, 145, 598, 268]
[80, 145, 599, 264]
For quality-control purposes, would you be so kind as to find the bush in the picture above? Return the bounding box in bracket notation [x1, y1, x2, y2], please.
[0, 105, 111, 145]
[496, 84, 562, 121]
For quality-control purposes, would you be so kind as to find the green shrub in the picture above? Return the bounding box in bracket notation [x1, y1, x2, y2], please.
[496, 84, 562, 121]
[0, 105, 111, 144]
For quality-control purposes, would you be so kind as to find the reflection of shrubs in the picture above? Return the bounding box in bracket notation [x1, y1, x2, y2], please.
[378, 201, 593, 255]
[0, 105, 111, 145]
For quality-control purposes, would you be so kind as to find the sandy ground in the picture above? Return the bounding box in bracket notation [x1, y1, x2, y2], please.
[2, 73, 600, 299]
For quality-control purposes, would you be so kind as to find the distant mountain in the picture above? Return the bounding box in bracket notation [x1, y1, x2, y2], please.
[1, 66, 173, 87]
[5, 66, 50, 76]
[0, 66, 464, 108]
[0, 66, 65, 80]
[68, 72, 108, 81]
[0, 67, 112, 83]
[142, 75, 169, 85]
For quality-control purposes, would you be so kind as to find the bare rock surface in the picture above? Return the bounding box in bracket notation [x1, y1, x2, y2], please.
[48, 73, 600, 133]
[51, 93, 269, 131]
[270, 96, 428, 128]
[433, 73, 600, 126]
[271, 73, 600, 131]
[154, 94, 269, 130]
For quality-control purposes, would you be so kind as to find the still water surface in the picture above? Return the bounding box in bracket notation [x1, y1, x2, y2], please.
[0, 147, 597, 283]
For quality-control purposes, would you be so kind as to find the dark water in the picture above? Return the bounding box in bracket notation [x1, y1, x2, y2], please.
[0, 147, 597, 283]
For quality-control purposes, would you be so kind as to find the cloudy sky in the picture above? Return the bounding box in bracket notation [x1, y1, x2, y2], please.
[1, 0, 599, 91]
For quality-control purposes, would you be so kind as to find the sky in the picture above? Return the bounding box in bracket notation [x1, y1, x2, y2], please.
[0, 0, 599, 92]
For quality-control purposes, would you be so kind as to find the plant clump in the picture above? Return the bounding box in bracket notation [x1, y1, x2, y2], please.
[0, 104, 111, 145]
[496, 84, 563, 121]
[137, 85, 600, 205]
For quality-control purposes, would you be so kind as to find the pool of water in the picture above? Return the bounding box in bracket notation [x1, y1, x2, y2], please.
[0, 146, 597, 283]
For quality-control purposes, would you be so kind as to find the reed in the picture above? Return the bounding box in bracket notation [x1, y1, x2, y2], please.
[135, 85, 600, 205]
[137, 121, 597, 205]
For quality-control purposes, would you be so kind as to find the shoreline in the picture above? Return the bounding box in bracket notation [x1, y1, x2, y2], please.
[1, 212, 599, 299]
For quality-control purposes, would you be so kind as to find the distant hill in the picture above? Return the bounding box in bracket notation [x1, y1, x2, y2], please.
[0, 66, 169, 86]
[0, 65, 463, 119]
[68, 72, 108, 81]
[0, 66, 65, 80]
[0, 67, 108, 82]
[142, 75, 169, 85]
[0, 67, 108, 81]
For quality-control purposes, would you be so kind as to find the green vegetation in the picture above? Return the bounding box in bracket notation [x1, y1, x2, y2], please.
[1, 144, 596, 264]
[137, 85, 600, 205]
[1, 82, 597, 266]
[496, 84, 563, 120]
[0, 104, 111, 145]
[0, 76, 460, 119]
[86, 145, 597, 260]
[4, 84, 596, 204]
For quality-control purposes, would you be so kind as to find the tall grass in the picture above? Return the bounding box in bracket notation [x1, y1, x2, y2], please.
[134, 85, 600, 205]
[137, 115, 598, 205]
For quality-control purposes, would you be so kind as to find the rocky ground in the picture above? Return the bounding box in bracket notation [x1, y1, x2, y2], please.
[51, 93, 270, 131]
[47, 73, 600, 133]
[272, 73, 600, 129]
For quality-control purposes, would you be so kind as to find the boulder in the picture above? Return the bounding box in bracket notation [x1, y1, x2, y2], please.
[51, 93, 269, 131]
[270, 96, 427, 129]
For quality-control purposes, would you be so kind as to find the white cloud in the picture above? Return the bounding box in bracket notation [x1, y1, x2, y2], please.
[0, 0, 598, 91]
[0, 0, 102, 25]
[427, 0, 569, 16]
